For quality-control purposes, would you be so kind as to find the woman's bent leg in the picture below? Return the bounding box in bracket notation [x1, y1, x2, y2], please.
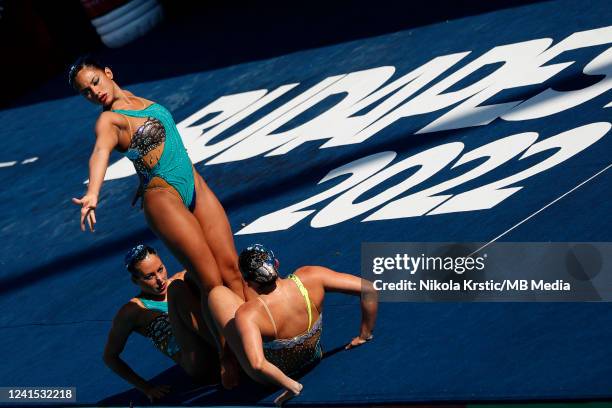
[207, 286, 244, 334]
[207, 285, 246, 388]
[167, 279, 219, 384]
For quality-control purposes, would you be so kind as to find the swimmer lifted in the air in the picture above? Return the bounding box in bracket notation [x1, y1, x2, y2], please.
[207, 244, 379, 406]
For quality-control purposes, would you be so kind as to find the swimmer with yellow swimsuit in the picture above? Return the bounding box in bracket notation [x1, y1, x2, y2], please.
[207, 244, 379, 406]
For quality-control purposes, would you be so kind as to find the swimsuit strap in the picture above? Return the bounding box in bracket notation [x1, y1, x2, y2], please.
[117, 113, 133, 136]
[288, 274, 313, 331]
[112, 102, 157, 117]
[257, 297, 278, 338]
[114, 96, 147, 131]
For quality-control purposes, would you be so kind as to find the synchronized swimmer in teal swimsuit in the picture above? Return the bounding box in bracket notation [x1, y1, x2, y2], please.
[70, 56, 246, 388]
[103, 245, 219, 402]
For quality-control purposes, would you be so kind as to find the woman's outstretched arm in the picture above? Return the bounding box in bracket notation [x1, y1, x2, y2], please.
[72, 112, 119, 231]
[304, 266, 378, 349]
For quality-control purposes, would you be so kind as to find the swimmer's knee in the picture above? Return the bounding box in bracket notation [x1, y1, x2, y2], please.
[199, 280, 222, 296]
[208, 285, 232, 303]
[224, 269, 245, 292]
[168, 279, 187, 296]
[167, 280, 192, 313]
[216, 258, 244, 289]
[207, 286, 241, 316]
[190, 267, 223, 295]
[225, 260, 242, 279]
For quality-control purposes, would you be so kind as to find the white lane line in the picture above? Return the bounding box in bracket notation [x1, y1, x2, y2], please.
[21, 157, 38, 164]
[469, 162, 612, 256]
[0, 161, 17, 168]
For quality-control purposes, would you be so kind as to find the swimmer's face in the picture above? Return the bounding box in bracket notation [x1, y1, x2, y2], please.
[132, 253, 169, 295]
[74, 66, 115, 108]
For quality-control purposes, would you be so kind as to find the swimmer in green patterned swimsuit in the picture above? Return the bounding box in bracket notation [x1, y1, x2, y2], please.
[207, 244, 379, 406]
[103, 245, 220, 402]
[69, 57, 246, 387]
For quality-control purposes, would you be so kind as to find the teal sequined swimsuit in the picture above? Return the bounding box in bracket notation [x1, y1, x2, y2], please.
[138, 297, 181, 358]
[113, 103, 196, 210]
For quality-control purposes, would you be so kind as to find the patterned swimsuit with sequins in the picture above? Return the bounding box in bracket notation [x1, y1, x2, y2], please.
[138, 298, 180, 358]
[113, 103, 196, 210]
[127, 117, 165, 178]
[258, 274, 323, 376]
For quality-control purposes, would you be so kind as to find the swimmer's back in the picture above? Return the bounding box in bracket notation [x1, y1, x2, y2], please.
[246, 266, 327, 341]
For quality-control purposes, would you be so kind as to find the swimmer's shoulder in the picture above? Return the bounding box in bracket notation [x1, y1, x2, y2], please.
[293, 265, 326, 285]
[236, 298, 267, 329]
[110, 300, 145, 331]
[95, 93, 155, 129]
[293, 265, 330, 305]
[94, 111, 125, 139]
[237, 299, 260, 317]
[122, 298, 147, 315]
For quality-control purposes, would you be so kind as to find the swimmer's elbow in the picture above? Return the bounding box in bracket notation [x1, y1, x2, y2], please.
[90, 145, 112, 160]
[248, 356, 266, 373]
[362, 280, 378, 303]
[102, 351, 120, 367]
[244, 357, 279, 387]
[362, 279, 376, 294]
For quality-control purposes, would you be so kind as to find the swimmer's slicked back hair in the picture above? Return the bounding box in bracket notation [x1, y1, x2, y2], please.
[125, 244, 157, 275]
[67, 55, 104, 90]
[239, 244, 279, 286]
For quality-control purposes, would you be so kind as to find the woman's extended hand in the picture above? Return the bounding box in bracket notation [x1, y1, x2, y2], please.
[274, 382, 303, 407]
[72, 193, 98, 232]
[140, 384, 171, 402]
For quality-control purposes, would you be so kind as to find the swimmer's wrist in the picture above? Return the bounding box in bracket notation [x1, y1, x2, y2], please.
[85, 190, 100, 199]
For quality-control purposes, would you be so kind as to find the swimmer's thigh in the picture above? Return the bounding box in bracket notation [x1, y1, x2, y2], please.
[144, 184, 222, 292]
[193, 171, 244, 296]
